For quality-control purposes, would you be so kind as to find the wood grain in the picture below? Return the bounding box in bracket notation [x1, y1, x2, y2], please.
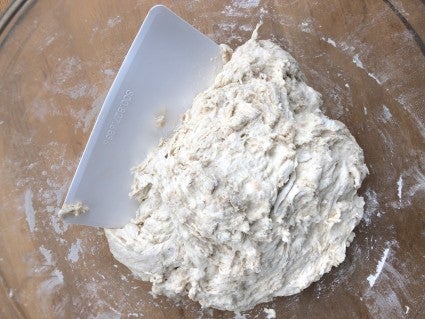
[0, 0, 12, 15]
[0, 0, 424, 318]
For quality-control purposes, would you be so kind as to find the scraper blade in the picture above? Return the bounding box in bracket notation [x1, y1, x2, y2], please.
[62, 5, 222, 228]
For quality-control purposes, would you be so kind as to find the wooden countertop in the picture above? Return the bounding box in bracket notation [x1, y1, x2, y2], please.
[0, 0, 12, 15]
[0, 0, 424, 318]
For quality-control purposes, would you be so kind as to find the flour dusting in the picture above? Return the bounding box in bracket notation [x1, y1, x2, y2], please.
[367, 73, 382, 85]
[321, 37, 337, 47]
[397, 94, 425, 139]
[392, 163, 425, 208]
[39, 246, 54, 265]
[381, 105, 393, 122]
[107, 16, 122, 28]
[232, 0, 260, 9]
[263, 307, 276, 319]
[299, 19, 313, 33]
[68, 238, 83, 263]
[68, 83, 90, 100]
[239, 24, 253, 32]
[223, 0, 264, 19]
[352, 54, 382, 84]
[37, 268, 64, 295]
[70, 90, 105, 133]
[363, 188, 379, 225]
[406, 166, 425, 199]
[352, 54, 364, 69]
[24, 189, 36, 232]
[103, 69, 116, 76]
[397, 175, 403, 204]
[367, 247, 390, 288]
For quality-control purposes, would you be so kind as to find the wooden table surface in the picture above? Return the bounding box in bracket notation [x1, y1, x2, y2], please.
[0, 0, 424, 318]
[0, 0, 12, 15]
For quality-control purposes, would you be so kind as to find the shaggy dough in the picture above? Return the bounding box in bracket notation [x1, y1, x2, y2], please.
[58, 202, 88, 218]
[105, 29, 368, 311]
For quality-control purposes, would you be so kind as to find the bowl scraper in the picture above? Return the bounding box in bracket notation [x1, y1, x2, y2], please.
[61, 5, 222, 228]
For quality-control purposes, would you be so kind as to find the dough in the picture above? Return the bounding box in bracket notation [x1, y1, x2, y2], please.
[58, 202, 88, 218]
[105, 28, 368, 312]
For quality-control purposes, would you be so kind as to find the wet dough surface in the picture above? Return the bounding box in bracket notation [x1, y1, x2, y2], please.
[105, 30, 368, 311]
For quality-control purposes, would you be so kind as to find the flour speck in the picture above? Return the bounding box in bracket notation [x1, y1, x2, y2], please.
[352, 54, 364, 69]
[381, 105, 393, 122]
[367, 247, 390, 288]
[107, 16, 122, 28]
[39, 246, 54, 265]
[24, 189, 36, 232]
[68, 239, 83, 263]
[264, 307, 276, 319]
[321, 37, 336, 47]
[232, 0, 260, 9]
[397, 175, 403, 204]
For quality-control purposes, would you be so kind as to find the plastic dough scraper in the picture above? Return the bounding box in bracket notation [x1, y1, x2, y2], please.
[61, 5, 222, 228]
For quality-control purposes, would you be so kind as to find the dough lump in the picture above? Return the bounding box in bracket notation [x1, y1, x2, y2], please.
[105, 30, 368, 311]
[58, 202, 88, 218]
